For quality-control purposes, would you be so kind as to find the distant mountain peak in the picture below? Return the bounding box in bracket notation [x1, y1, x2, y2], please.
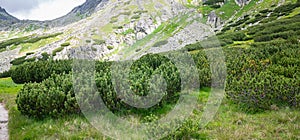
[0, 6, 19, 21]
[0, 7, 5, 12]
[0, 0, 106, 29]
[50, 0, 105, 26]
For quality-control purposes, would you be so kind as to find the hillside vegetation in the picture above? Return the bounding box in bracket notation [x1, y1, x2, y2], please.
[0, 0, 299, 139]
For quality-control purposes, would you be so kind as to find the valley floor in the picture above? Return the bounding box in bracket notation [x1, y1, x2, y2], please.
[0, 78, 299, 139]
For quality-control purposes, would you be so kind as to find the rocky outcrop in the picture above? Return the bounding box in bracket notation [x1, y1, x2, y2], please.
[0, 48, 20, 73]
[134, 18, 158, 40]
[207, 11, 223, 29]
[235, 0, 251, 7]
[0, 0, 223, 66]
[147, 17, 214, 55]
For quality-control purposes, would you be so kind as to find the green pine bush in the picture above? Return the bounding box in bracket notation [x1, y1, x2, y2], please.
[16, 73, 80, 118]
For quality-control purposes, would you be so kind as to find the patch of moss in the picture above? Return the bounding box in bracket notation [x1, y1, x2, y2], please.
[107, 46, 114, 50]
[131, 15, 140, 19]
[60, 42, 70, 47]
[93, 39, 106, 45]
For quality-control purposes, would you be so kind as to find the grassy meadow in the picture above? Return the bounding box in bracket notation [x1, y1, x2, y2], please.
[0, 78, 299, 139]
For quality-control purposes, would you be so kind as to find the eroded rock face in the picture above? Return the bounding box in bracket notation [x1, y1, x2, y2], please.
[1, 0, 215, 64]
[0, 48, 20, 73]
[235, 0, 251, 7]
[60, 0, 203, 61]
[207, 11, 223, 29]
[146, 20, 214, 55]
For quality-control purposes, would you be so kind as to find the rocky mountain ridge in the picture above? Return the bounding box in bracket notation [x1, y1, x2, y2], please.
[49, 0, 107, 27]
[1, 0, 297, 73]
[0, 7, 19, 21]
[0, 0, 106, 30]
[0, 7, 19, 30]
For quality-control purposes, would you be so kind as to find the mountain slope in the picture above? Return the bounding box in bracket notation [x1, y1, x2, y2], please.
[0, 0, 299, 73]
[0, 7, 19, 29]
[0, 0, 107, 30]
[49, 0, 107, 26]
[0, 7, 18, 21]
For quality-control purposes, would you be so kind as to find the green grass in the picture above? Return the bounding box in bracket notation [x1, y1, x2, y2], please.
[0, 78, 22, 96]
[17, 35, 61, 54]
[1, 3, 300, 138]
[219, 0, 292, 24]
[60, 42, 70, 47]
[121, 29, 135, 35]
[0, 78, 106, 139]
[121, 14, 191, 59]
[0, 78, 22, 119]
[226, 40, 253, 49]
[131, 15, 140, 20]
[234, 0, 258, 19]
[100, 23, 113, 33]
[1, 33, 62, 53]
[52, 46, 65, 56]
[202, 102, 300, 139]
[216, 0, 240, 20]
[198, 5, 214, 16]
[0, 77, 299, 139]
[120, 23, 165, 57]
[8, 111, 105, 140]
[285, 7, 300, 17]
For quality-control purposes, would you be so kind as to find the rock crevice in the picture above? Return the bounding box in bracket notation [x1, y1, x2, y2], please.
[235, 0, 251, 7]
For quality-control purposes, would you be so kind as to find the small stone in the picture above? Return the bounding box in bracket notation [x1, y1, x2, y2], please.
[236, 120, 242, 125]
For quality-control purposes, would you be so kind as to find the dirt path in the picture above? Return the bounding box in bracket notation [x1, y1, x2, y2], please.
[0, 103, 8, 140]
